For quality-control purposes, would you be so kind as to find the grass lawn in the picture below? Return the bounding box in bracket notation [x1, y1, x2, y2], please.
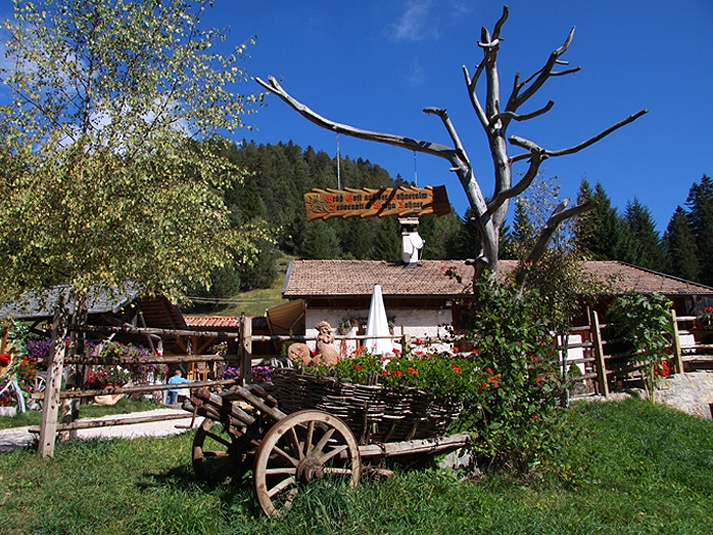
[1, 398, 712, 534]
[186, 255, 294, 318]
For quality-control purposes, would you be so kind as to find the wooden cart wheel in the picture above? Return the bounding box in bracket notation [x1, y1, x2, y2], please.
[253, 409, 362, 519]
[192, 418, 253, 484]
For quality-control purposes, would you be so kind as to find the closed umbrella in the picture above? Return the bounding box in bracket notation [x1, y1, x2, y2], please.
[364, 284, 393, 355]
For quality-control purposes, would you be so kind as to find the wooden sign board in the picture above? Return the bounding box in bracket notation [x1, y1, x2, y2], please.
[304, 185, 450, 221]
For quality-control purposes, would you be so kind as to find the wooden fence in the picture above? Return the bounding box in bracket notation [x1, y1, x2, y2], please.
[29, 310, 713, 456]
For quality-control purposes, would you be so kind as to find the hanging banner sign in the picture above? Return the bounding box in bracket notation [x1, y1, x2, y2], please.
[304, 185, 450, 221]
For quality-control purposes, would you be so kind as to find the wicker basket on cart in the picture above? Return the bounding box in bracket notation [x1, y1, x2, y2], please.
[271, 368, 463, 444]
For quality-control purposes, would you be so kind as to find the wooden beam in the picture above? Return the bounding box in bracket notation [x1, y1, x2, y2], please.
[38, 305, 68, 457]
[590, 310, 609, 398]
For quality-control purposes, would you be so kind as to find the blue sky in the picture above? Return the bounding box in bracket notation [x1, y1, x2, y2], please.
[2, 0, 711, 233]
[206, 0, 712, 233]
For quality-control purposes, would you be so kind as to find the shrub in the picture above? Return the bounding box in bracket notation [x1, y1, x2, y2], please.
[453, 275, 566, 473]
[607, 291, 673, 399]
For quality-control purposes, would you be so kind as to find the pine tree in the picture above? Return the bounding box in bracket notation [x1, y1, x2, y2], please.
[575, 180, 632, 261]
[686, 175, 713, 285]
[664, 206, 700, 281]
[446, 208, 481, 260]
[623, 198, 667, 271]
[370, 217, 401, 261]
[420, 212, 462, 260]
[301, 221, 343, 260]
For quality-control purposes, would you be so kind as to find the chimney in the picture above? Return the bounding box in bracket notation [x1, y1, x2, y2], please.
[399, 217, 424, 266]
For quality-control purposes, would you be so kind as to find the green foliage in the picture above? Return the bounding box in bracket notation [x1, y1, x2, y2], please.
[664, 206, 700, 281]
[685, 174, 713, 285]
[0, 0, 269, 304]
[300, 220, 343, 259]
[576, 179, 632, 261]
[307, 346, 484, 400]
[460, 276, 566, 472]
[607, 292, 674, 399]
[623, 198, 668, 272]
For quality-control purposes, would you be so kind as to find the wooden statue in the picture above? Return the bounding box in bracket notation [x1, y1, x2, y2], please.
[314, 321, 339, 366]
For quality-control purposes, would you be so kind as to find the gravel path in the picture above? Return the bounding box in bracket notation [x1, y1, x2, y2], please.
[0, 408, 195, 454]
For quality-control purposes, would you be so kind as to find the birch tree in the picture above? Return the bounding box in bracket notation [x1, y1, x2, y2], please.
[256, 6, 647, 280]
[0, 0, 268, 307]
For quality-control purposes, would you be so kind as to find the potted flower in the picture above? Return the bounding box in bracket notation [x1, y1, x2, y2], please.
[87, 365, 130, 389]
[695, 307, 713, 330]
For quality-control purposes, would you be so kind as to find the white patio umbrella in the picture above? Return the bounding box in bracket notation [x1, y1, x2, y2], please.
[364, 284, 393, 355]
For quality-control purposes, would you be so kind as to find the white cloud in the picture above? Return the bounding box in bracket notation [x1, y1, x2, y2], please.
[389, 0, 439, 42]
[405, 58, 425, 87]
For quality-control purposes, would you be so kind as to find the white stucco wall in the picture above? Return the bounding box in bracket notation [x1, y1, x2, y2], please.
[304, 307, 454, 356]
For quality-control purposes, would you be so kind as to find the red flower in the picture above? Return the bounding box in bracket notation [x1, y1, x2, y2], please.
[472, 349, 478, 356]
[407, 367, 418, 375]
[394, 370, 403, 377]
[451, 364, 461, 374]
[0, 353, 11, 367]
[415, 338, 424, 345]
[382, 370, 390, 376]
[486, 367, 493, 374]
[393, 348, 401, 354]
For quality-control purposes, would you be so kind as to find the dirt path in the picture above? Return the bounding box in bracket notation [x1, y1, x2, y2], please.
[0, 408, 195, 454]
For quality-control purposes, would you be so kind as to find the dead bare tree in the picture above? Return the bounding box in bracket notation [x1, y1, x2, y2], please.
[256, 6, 646, 280]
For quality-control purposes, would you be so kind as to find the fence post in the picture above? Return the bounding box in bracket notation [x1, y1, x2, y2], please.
[400, 325, 411, 354]
[670, 309, 684, 374]
[239, 314, 252, 385]
[38, 304, 69, 457]
[590, 310, 609, 398]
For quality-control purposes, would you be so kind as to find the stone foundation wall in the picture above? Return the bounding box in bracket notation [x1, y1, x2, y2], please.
[655, 372, 713, 419]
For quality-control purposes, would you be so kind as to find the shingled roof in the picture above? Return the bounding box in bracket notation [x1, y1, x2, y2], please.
[282, 259, 713, 299]
[283, 260, 472, 298]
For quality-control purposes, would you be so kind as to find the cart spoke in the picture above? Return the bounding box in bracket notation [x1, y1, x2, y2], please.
[272, 445, 299, 466]
[268, 476, 297, 498]
[287, 426, 305, 460]
[304, 420, 315, 456]
[319, 444, 348, 463]
[203, 450, 230, 458]
[205, 430, 231, 448]
[312, 427, 335, 456]
[265, 467, 297, 476]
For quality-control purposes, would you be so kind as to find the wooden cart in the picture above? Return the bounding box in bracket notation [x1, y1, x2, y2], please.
[182, 368, 469, 518]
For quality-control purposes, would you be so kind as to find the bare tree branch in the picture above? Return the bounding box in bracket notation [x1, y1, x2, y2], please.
[492, 5, 509, 40]
[505, 27, 577, 116]
[422, 107, 471, 165]
[462, 65, 489, 129]
[489, 100, 554, 128]
[488, 147, 547, 213]
[255, 76, 457, 160]
[509, 108, 649, 163]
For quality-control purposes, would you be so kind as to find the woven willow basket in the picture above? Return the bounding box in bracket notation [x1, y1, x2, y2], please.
[271, 368, 463, 444]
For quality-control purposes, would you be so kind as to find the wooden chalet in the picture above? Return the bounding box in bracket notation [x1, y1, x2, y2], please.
[282, 259, 713, 351]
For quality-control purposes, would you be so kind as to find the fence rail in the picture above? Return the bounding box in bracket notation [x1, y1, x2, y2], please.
[27, 308, 713, 456]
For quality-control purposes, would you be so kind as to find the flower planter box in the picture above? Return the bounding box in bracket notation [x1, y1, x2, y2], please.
[271, 368, 462, 444]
